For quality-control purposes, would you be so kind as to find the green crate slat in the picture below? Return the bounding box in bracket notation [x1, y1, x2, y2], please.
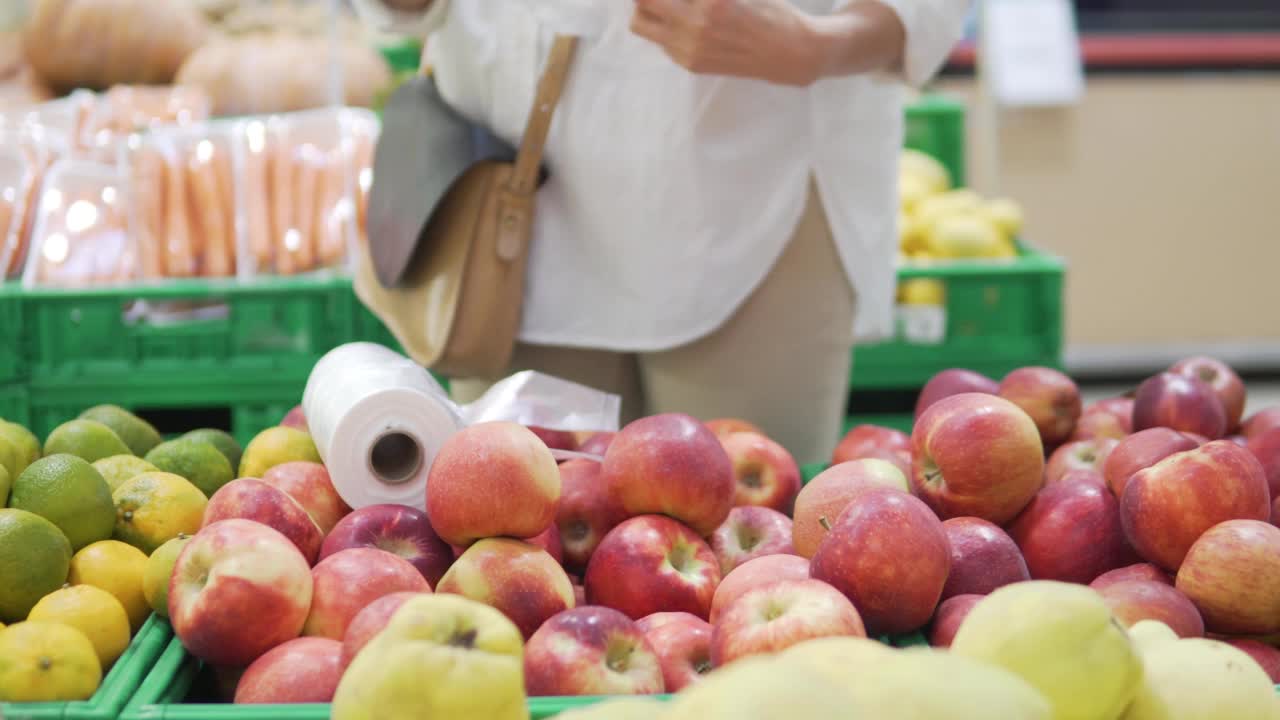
[904, 93, 966, 187]
[853, 245, 1064, 391]
[1, 614, 172, 720]
[378, 40, 423, 75]
[0, 276, 356, 383]
[0, 382, 31, 427]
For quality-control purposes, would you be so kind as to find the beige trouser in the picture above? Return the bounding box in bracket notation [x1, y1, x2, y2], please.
[451, 181, 857, 465]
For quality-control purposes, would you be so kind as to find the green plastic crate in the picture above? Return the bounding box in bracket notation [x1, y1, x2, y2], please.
[852, 245, 1064, 392]
[1, 614, 172, 720]
[904, 93, 966, 187]
[0, 276, 355, 384]
[378, 39, 423, 75]
[0, 381, 31, 427]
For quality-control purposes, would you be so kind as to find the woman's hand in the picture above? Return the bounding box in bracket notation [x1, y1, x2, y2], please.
[630, 0, 825, 86]
[630, 0, 907, 86]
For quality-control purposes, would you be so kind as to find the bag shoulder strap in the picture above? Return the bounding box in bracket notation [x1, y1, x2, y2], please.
[508, 35, 578, 195]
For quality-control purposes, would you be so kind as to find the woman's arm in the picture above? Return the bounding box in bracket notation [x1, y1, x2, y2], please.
[630, 0, 970, 88]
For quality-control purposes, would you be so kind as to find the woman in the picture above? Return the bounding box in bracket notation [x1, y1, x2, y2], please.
[353, 0, 970, 464]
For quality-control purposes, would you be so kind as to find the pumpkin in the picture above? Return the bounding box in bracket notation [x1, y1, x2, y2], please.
[22, 0, 211, 93]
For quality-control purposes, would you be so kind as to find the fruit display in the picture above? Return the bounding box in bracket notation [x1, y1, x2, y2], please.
[4, 357, 1280, 717]
[898, 148, 1024, 264]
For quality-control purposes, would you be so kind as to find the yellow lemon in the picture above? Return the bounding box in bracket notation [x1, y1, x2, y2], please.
[898, 278, 947, 306]
[28, 584, 132, 668]
[900, 148, 952, 194]
[143, 533, 193, 618]
[112, 472, 207, 555]
[983, 197, 1026, 239]
[898, 173, 935, 214]
[0, 621, 102, 702]
[914, 189, 983, 237]
[68, 540, 151, 632]
[926, 212, 1006, 259]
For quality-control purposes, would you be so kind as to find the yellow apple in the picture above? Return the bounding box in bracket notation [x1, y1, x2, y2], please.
[552, 698, 670, 720]
[900, 148, 952, 194]
[899, 173, 935, 214]
[858, 648, 1052, 720]
[1127, 620, 1179, 654]
[983, 197, 1026, 239]
[331, 594, 527, 720]
[1123, 638, 1280, 720]
[914, 189, 983, 235]
[951, 580, 1144, 720]
[926, 212, 1006, 259]
[663, 655, 863, 719]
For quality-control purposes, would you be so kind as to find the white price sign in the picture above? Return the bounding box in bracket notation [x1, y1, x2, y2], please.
[981, 0, 1085, 107]
[897, 305, 947, 346]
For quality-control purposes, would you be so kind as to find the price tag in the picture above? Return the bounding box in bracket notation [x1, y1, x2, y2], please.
[981, 0, 1085, 107]
[897, 305, 947, 346]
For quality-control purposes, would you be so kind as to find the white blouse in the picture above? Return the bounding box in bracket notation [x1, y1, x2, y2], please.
[353, 0, 970, 350]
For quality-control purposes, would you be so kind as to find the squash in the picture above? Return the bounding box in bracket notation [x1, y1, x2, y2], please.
[22, 0, 211, 93]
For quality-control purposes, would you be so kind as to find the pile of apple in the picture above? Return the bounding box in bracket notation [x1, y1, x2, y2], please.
[161, 355, 1280, 719]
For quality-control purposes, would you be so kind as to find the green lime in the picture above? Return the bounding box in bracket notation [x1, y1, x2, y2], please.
[44, 420, 132, 463]
[144, 439, 234, 498]
[79, 406, 162, 457]
[181, 429, 243, 473]
[92, 455, 160, 494]
[0, 508, 72, 622]
[10, 455, 116, 550]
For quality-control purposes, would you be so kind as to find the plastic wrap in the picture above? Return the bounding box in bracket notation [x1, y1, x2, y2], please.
[303, 343, 619, 510]
[22, 158, 136, 288]
[127, 121, 243, 280]
[241, 107, 376, 276]
[82, 85, 211, 158]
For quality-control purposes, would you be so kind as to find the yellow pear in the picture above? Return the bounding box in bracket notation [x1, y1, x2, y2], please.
[897, 278, 947, 306]
[914, 189, 983, 235]
[925, 212, 1006, 259]
[331, 594, 528, 720]
[983, 197, 1026, 239]
[1127, 620, 1179, 654]
[852, 648, 1052, 720]
[951, 581, 1144, 720]
[900, 148, 952, 194]
[663, 655, 864, 720]
[1123, 638, 1280, 720]
[778, 635, 897, 683]
[899, 173, 935, 214]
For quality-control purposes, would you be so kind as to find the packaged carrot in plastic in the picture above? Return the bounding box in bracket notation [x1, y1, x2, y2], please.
[83, 85, 211, 159]
[241, 107, 372, 277]
[0, 132, 44, 279]
[22, 158, 136, 288]
[127, 121, 243, 280]
[348, 109, 378, 247]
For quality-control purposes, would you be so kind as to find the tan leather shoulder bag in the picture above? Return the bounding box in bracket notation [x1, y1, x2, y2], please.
[355, 36, 577, 378]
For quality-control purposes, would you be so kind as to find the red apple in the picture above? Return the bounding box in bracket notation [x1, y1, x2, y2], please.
[705, 418, 765, 439]
[339, 591, 423, 669]
[1274, 496, 1280, 527]
[1223, 640, 1280, 683]
[573, 584, 586, 607]
[304, 547, 431, 640]
[436, 538, 574, 639]
[831, 425, 911, 466]
[940, 517, 1029, 600]
[1170, 356, 1246, 433]
[710, 554, 811, 624]
[577, 432, 616, 457]
[319, 503, 453, 587]
[720, 432, 801, 514]
[234, 637, 343, 704]
[997, 366, 1083, 447]
[425, 421, 561, 546]
[527, 425, 578, 452]
[855, 447, 912, 479]
[710, 506, 795, 576]
[1122, 441, 1271, 571]
[1132, 372, 1228, 440]
[524, 606, 665, 696]
[1090, 563, 1173, 590]
[910, 393, 1045, 525]
[1246, 428, 1280, 500]
[585, 514, 722, 620]
[1007, 474, 1138, 584]
[555, 459, 626, 573]
[261, 462, 351, 536]
[1103, 428, 1200, 498]
[1228, 434, 1249, 447]
[526, 526, 564, 566]
[1176, 519, 1280, 635]
[1071, 397, 1134, 442]
[1244, 407, 1280, 441]
[202, 478, 324, 564]
[280, 405, 307, 431]
[710, 578, 866, 666]
[929, 594, 982, 648]
[914, 369, 998, 420]
[792, 459, 908, 559]
[602, 413, 735, 537]
[1045, 438, 1118, 484]
[635, 612, 713, 691]
[169, 519, 313, 667]
[810, 488, 951, 636]
[1096, 579, 1204, 638]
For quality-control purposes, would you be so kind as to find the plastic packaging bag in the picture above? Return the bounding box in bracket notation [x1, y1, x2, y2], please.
[0, 142, 40, 279]
[22, 158, 136, 288]
[241, 107, 375, 276]
[82, 85, 211, 158]
[127, 121, 242, 280]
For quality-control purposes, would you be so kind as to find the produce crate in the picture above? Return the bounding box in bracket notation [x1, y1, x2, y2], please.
[851, 244, 1064, 392]
[0, 277, 356, 384]
[1, 614, 172, 720]
[378, 39, 424, 74]
[904, 93, 966, 187]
